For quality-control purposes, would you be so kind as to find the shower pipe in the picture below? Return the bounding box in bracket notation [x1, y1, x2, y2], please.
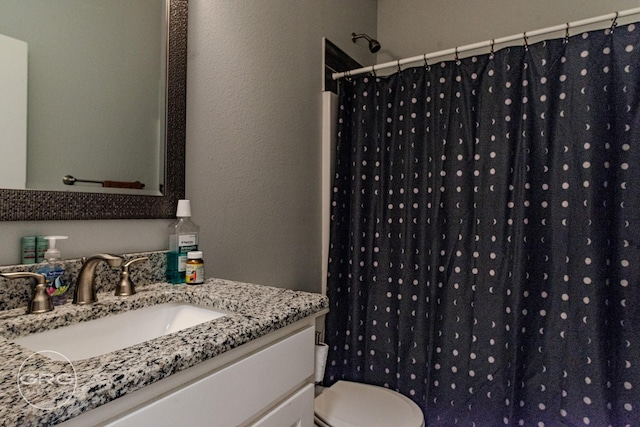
[332, 7, 640, 80]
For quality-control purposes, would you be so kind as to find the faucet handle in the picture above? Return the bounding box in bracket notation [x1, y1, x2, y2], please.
[114, 257, 148, 297]
[1, 272, 54, 314]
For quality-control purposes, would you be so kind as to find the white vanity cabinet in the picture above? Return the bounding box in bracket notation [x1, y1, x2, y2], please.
[61, 320, 317, 427]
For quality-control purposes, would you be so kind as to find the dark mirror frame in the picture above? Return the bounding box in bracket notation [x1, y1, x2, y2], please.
[0, 0, 187, 221]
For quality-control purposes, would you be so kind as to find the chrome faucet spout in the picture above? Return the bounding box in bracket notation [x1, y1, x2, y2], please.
[73, 254, 123, 305]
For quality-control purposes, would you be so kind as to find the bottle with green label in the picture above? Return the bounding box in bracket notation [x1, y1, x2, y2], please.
[166, 200, 199, 284]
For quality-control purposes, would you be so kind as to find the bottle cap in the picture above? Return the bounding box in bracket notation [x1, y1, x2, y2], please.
[44, 236, 68, 260]
[176, 199, 191, 217]
[187, 251, 203, 259]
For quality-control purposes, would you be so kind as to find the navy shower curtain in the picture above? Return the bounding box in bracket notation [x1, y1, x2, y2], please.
[324, 22, 640, 426]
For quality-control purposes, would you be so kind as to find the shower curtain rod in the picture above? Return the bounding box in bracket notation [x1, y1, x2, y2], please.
[332, 7, 640, 80]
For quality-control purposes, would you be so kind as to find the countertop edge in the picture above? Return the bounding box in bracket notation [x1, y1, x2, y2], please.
[0, 278, 329, 427]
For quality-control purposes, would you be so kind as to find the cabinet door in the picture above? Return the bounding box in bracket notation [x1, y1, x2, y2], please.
[250, 383, 314, 427]
[107, 326, 314, 427]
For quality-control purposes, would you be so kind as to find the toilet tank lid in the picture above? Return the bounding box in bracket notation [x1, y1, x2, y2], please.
[315, 381, 424, 427]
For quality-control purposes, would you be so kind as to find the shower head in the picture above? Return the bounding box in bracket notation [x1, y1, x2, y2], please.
[352, 32, 381, 53]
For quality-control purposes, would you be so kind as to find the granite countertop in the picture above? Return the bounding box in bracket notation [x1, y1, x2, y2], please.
[0, 278, 328, 427]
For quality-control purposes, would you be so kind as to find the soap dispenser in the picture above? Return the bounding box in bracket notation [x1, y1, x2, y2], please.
[37, 236, 69, 306]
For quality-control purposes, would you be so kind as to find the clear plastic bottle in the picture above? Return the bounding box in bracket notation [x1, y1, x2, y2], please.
[166, 200, 199, 284]
[37, 236, 69, 305]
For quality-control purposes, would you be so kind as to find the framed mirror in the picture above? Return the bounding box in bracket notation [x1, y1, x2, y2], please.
[0, 0, 187, 221]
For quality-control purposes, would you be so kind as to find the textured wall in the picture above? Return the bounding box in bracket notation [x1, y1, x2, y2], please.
[0, 1, 377, 295]
[185, 0, 377, 292]
[377, 0, 640, 64]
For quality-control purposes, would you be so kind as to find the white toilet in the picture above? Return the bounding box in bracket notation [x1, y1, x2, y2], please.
[313, 380, 425, 427]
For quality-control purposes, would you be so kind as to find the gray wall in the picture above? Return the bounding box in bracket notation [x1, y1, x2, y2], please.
[0, 0, 377, 294]
[185, 0, 377, 292]
[7, 1, 632, 293]
[377, 0, 640, 63]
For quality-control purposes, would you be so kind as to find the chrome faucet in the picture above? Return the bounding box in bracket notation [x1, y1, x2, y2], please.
[73, 254, 124, 305]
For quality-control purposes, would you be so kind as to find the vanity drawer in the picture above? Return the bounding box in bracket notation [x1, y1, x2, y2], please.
[249, 383, 314, 427]
[108, 325, 315, 427]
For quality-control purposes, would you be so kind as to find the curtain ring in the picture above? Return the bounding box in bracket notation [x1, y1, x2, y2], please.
[397, 59, 402, 73]
[454, 47, 462, 65]
[370, 65, 376, 78]
[423, 53, 430, 70]
[489, 39, 495, 58]
[611, 11, 619, 33]
[523, 31, 529, 50]
[564, 22, 570, 44]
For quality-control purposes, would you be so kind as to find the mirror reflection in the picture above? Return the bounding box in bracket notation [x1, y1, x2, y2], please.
[0, 0, 167, 195]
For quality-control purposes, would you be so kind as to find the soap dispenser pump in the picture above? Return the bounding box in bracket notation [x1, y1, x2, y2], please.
[37, 236, 69, 306]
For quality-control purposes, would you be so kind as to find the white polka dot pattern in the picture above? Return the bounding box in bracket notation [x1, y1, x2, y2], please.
[325, 23, 640, 426]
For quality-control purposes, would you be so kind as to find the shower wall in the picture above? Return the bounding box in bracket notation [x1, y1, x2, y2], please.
[377, 0, 640, 63]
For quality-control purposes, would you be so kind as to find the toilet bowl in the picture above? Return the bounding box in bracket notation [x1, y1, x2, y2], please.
[314, 380, 424, 427]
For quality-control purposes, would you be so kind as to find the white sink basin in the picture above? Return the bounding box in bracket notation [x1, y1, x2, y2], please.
[13, 303, 226, 361]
